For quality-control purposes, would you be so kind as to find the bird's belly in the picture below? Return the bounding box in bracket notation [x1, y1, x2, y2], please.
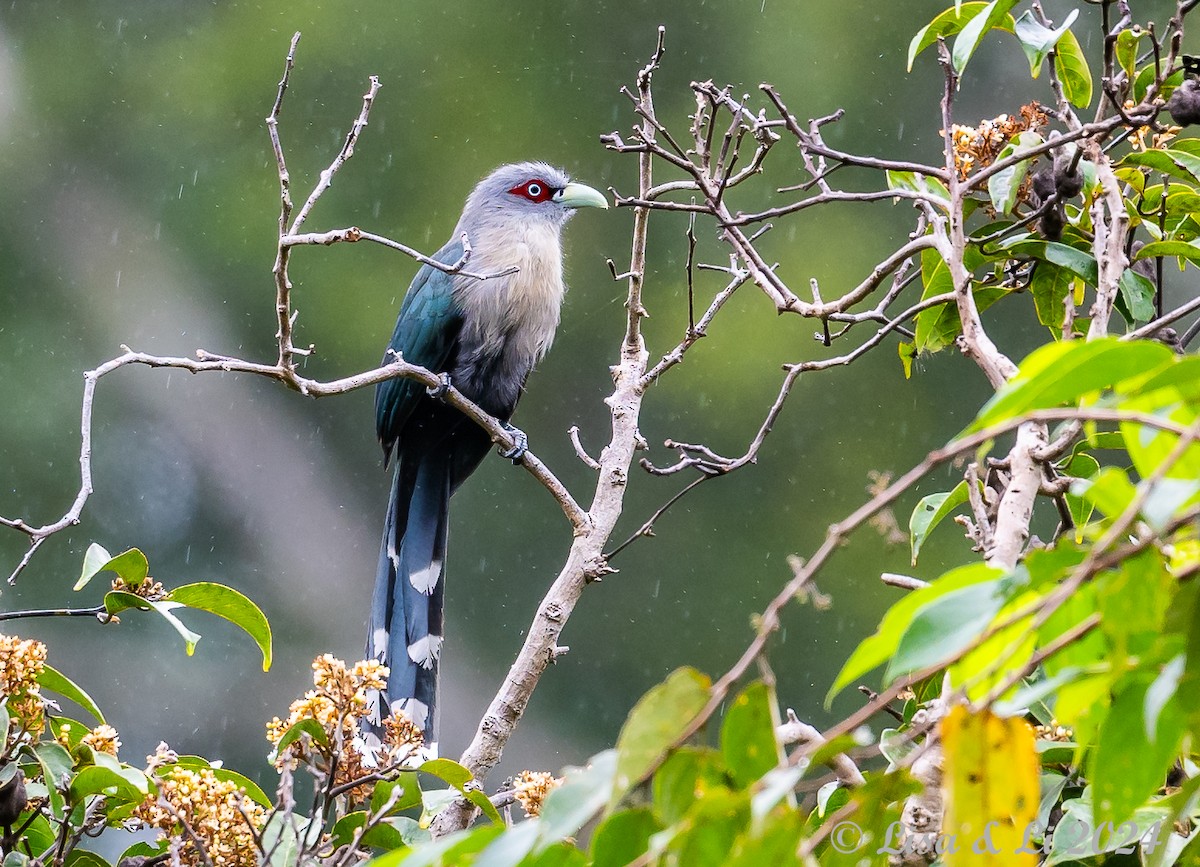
[451, 346, 529, 421]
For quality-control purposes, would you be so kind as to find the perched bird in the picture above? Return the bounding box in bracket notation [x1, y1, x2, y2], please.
[364, 162, 607, 757]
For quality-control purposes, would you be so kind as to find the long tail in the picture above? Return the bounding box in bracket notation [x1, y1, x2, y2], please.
[366, 449, 451, 757]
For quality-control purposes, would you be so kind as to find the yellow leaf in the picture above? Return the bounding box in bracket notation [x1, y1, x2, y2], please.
[941, 705, 1039, 866]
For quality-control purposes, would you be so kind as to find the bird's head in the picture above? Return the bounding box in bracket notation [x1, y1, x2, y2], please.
[458, 161, 608, 234]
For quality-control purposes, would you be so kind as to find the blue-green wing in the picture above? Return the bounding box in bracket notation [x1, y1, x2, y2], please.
[375, 240, 464, 459]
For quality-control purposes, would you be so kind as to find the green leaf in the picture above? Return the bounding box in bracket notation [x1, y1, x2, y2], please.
[1038, 587, 1108, 692]
[329, 811, 407, 852]
[14, 813, 55, 856]
[652, 747, 725, 826]
[727, 809, 805, 867]
[1092, 679, 1185, 828]
[914, 254, 1006, 354]
[1134, 238, 1200, 264]
[418, 758, 471, 789]
[1120, 399, 1200, 484]
[145, 600, 202, 655]
[1145, 654, 1185, 741]
[827, 563, 1002, 703]
[1012, 9, 1078, 77]
[419, 758, 502, 826]
[993, 666, 1086, 717]
[668, 787, 748, 867]
[68, 764, 149, 805]
[329, 811, 370, 850]
[103, 589, 151, 617]
[885, 170, 950, 210]
[104, 591, 204, 655]
[1121, 356, 1200, 403]
[590, 808, 662, 867]
[987, 130, 1044, 213]
[1073, 466, 1138, 519]
[719, 681, 779, 789]
[968, 337, 1175, 432]
[1119, 148, 1200, 185]
[1002, 237, 1097, 283]
[1030, 262, 1073, 331]
[751, 764, 806, 822]
[471, 820, 539, 867]
[271, 717, 329, 758]
[261, 812, 318, 867]
[369, 825, 502, 867]
[1115, 28, 1140, 82]
[65, 852, 112, 867]
[37, 664, 105, 724]
[908, 3, 1011, 71]
[909, 480, 971, 565]
[33, 741, 73, 818]
[524, 844, 587, 867]
[167, 582, 273, 671]
[1117, 267, 1156, 324]
[950, 589, 1039, 702]
[1054, 29, 1092, 107]
[898, 341, 915, 379]
[610, 667, 711, 809]
[371, 773, 422, 815]
[74, 543, 112, 591]
[886, 579, 1006, 683]
[952, 0, 1021, 74]
[1062, 451, 1099, 536]
[1133, 63, 1185, 104]
[538, 750, 618, 842]
[98, 548, 149, 586]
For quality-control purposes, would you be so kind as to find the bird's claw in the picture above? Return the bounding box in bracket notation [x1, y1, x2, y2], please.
[426, 373, 452, 400]
[499, 423, 528, 464]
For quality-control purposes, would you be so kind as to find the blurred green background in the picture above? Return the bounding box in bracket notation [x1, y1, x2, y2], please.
[0, 0, 1169, 802]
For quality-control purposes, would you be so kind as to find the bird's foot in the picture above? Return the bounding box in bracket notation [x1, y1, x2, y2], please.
[426, 373, 453, 400]
[499, 423, 528, 464]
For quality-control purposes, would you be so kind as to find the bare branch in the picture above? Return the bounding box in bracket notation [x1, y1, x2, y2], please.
[777, 708, 865, 787]
[881, 573, 930, 591]
[1, 347, 586, 583]
[281, 227, 517, 281]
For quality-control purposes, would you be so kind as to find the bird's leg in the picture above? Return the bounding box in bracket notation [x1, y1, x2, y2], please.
[426, 373, 453, 401]
[499, 423, 528, 464]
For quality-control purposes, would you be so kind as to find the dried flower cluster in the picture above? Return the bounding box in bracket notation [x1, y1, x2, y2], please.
[136, 764, 265, 867]
[865, 470, 906, 546]
[266, 654, 423, 800]
[111, 575, 167, 599]
[513, 770, 562, 818]
[0, 633, 47, 736]
[947, 104, 1047, 179]
[1125, 100, 1182, 151]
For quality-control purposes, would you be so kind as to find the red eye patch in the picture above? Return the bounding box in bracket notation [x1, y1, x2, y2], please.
[508, 179, 554, 203]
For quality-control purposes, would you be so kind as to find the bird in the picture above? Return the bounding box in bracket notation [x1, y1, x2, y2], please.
[363, 162, 607, 759]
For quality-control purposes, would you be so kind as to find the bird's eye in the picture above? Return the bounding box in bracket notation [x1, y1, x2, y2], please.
[508, 179, 553, 203]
